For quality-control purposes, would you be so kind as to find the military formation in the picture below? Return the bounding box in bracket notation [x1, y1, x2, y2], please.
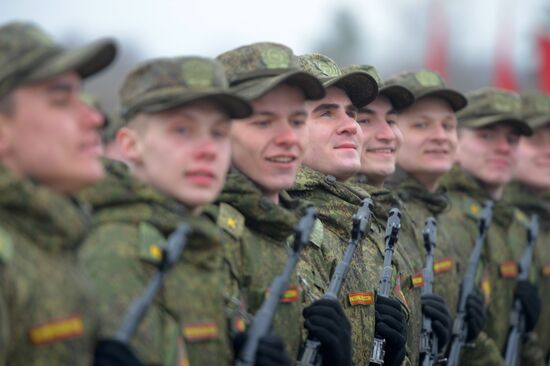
[0, 20, 549, 366]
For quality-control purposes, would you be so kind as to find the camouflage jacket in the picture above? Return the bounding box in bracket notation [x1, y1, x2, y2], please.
[78, 159, 232, 366]
[442, 166, 544, 365]
[0, 165, 98, 366]
[351, 174, 423, 364]
[503, 182, 550, 361]
[209, 168, 306, 360]
[289, 166, 412, 366]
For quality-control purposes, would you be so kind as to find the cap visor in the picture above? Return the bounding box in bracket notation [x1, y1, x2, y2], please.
[418, 88, 467, 112]
[324, 71, 379, 108]
[136, 90, 253, 119]
[231, 70, 325, 101]
[462, 114, 533, 136]
[27, 38, 117, 82]
[380, 85, 415, 110]
[526, 114, 550, 130]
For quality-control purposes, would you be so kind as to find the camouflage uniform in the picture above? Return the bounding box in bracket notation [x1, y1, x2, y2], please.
[350, 174, 423, 365]
[79, 160, 233, 366]
[0, 21, 116, 365]
[0, 165, 99, 366]
[204, 169, 309, 359]
[289, 166, 411, 366]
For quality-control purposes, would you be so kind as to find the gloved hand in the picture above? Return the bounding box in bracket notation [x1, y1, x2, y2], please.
[375, 295, 407, 366]
[94, 339, 145, 366]
[465, 291, 486, 342]
[303, 298, 352, 366]
[233, 332, 292, 366]
[421, 293, 452, 351]
[515, 280, 541, 333]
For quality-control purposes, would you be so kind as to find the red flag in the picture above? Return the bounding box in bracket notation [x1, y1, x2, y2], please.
[537, 30, 550, 93]
[424, 0, 448, 79]
[493, 12, 518, 90]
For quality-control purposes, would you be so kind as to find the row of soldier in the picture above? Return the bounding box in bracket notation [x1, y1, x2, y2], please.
[0, 20, 548, 366]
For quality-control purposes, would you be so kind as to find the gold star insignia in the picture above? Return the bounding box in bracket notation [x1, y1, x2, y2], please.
[226, 217, 237, 229]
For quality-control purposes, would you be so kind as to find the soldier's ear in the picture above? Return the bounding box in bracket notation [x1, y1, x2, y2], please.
[116, 126, 144, 165]
[0, 112, 15, 157]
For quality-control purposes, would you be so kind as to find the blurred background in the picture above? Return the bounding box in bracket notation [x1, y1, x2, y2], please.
[2, 0, 550, 115]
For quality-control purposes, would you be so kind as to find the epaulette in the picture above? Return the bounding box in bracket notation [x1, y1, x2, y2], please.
[0, 226, 13, 264]
[513, 208, 529, 226]
[308, 218, 324, 248]
[137, 222, 166, 264]
[217, 202, 245, 239]
[462, 197, 482, 221]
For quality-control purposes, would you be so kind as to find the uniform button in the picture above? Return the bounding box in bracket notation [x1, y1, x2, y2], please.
[325, 175, 337, 184]
[260, 196, 273, 210]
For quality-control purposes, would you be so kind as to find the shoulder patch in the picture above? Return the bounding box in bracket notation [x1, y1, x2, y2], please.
[217, 202, 244, 239]
[513, 209, 528, 226]
[0, 226, 13, 263]
[138, 222, 166, 264]
[308, 218, 324, 248]
[463, 198, 481, 220]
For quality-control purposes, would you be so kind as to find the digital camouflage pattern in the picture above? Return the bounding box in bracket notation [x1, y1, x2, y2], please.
[457, 87, 532, 135]
[385, 69, 467, 112]
[0, 21, 115, 99]
[207, 168, 307, 359]
[504, 182, 550, 361]
[297, 53, 378, 108]
[216, 42, 325, 102]
[289, 166, 413, 366]
[350, 174, 424, 365]
[78, 159, 233, 366]
[0, 164, 99, 366]
[118, 56, 252, 121]
[441, 166, 545, 365]
[519, 90, 550, 129]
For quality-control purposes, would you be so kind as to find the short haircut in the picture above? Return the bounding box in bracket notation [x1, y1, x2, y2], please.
[0, 93, 14, 116]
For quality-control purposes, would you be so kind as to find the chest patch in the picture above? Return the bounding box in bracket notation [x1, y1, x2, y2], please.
[29, 315, 84, 346]
[348, 291, 374, 306]
[182, 322, 219, 342]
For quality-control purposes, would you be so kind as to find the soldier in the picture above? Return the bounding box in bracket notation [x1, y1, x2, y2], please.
[503, 90, 550, 364]
[0, 21, 117, 365]
[77, 56, 273, 365]
[344, 65, 454, 363]
[288, 53, 408, 366]
[441, 87, 543, 365]
[215, 42, 353, 365]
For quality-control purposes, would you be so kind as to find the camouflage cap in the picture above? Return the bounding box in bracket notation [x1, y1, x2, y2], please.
[385, 69, 467, 112]
[519, 91, 550, 130]
[457, 87, 532, 136]
[0, 21, 116, 99]
[216, 42, 325, 102]
[342, 64, 415, 110]
[299, 54, 378, 108]
[119, 56, 253, 121]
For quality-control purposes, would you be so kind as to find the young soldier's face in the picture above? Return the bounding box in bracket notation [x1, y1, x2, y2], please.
[396, 97, 458, 178]
[357, 96, 403, 184]
[456, 123, 521, 188]
[303, 87, 362, 181]
[122, 101, 231, 210]
[514, 125, 550, 190]
[0, 72, 105, 193]
[230, 84, 307, 198]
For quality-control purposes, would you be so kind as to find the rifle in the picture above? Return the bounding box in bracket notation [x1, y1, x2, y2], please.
[114, 223, 192, 343]
[446, 200, 494, 366]
[503, 214, 539, 366]
[235, 207, 318, 366]
[369, 208, 402, 366]
[297, 198, 374, 366]
[419, 217, 443, 366]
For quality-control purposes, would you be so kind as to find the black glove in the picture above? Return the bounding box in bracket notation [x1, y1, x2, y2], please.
[303, 298, 352, 366]
[465, 291, 486, 342]
[515, 280, 541, 333]
[375, 295, 407, 366]
[94, 339, 145, 366]
[233, 332, 292, 366]
[421, 293, 452, 351]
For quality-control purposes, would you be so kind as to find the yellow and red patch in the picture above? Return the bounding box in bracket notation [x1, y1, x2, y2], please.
[348, 291, 374, 306]
[233, 317, 246, 333]
[542, 264, 550, 277]
[29, 315, 84, 346]
[499, 261, 518, 278]
[434, 257, 453, 274]
[411, 273, 424, 288]
[182, 322, 219, 342]
[266, 285, 299, 303]
[481, 270, 491, 305]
